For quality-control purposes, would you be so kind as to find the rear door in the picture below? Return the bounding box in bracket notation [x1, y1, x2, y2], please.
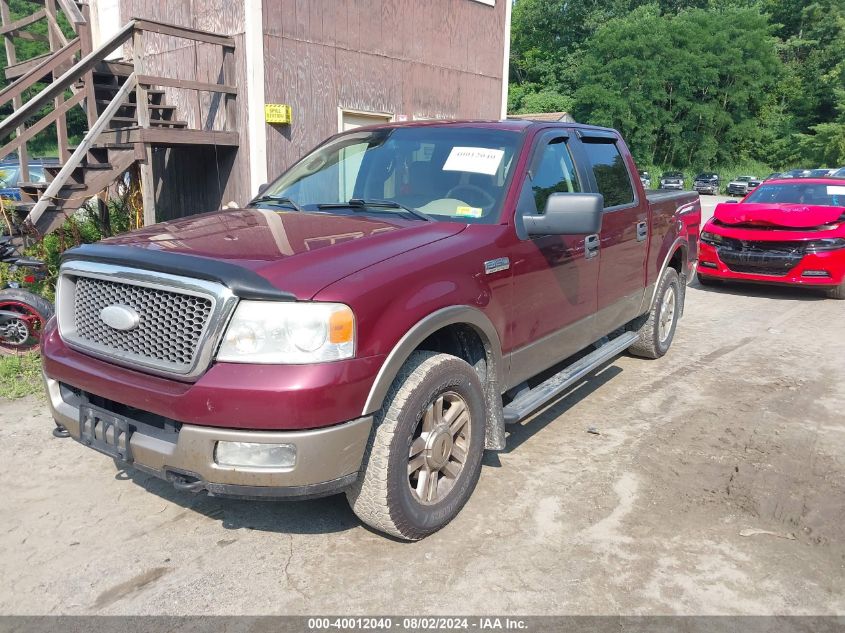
[506, 130, 600, 386]
[577, 131, 648, 334]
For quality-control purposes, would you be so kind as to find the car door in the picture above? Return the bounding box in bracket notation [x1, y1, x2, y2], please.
[577, 132, 648, 335]
[506, 131, 600, 387]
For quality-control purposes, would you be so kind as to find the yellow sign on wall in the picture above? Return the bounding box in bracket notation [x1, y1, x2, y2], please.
[264, 104, 292, 124]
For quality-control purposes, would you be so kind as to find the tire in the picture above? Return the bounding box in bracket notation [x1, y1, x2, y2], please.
[826, 282, 845, 300]
[628, 267, 681, 359]
[346, 351, 486, 540]
[0, 288, 54, 355]
[696, 272, 719, 287]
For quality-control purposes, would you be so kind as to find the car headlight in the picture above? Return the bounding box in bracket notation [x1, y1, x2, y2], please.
[700, 231, 723, 245]
[217, 301, 355, 363]
[805, 238, 845, 252]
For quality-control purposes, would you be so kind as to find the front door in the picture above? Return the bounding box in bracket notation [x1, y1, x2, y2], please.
[579, 134, 648, 333]
[506, 133, 600, 387]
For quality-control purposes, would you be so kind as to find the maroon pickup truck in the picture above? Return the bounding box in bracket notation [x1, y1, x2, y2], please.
[42, 120, 700, 540]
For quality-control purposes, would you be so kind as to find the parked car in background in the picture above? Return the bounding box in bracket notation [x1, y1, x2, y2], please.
[42, 120, 701, 540]
[726, 175, 761, 196]
[660, 171, 685, 190]
[693, 173, 720, 195]
[698, 177, 845, 299]
[782, 168, 814, 179]
[764, 172, 783, 181]
[808, 168, 837, 177]
[0, 159, 58, 201]
[639, 170, 651, 189]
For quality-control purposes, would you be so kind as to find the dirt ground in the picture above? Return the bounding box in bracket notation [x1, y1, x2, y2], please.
[1, 197, 843, 615]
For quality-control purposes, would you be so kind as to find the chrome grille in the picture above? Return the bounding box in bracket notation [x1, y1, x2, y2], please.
[58, 261, 237, 381]
[73, 277, 212, 369]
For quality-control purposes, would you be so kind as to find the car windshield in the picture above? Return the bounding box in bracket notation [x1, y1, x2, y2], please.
[745, 182, 845, 207]
[663, 172, 682, 178]
[695, 174, 714, 180]
[256, 126, 523, 224]
[735, 176, 752, 182]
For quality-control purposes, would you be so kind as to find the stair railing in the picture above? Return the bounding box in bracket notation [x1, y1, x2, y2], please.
[0, 17, 238, 232]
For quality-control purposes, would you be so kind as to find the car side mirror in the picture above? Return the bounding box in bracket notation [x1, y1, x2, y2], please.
[523, 193, 604, 236]
[257, 183, 270, 196]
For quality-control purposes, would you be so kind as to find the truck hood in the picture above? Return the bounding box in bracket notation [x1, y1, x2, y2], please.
[101, 208, 466, 299]
[714, 202, 844, 229]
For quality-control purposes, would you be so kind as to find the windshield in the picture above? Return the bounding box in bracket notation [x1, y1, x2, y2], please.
[256, 126, 522, 223]
[735, 176, 752, 182]
[663, 172, 682, 178]
[695, 174, 715, 180]
[745, 182, 845, 207]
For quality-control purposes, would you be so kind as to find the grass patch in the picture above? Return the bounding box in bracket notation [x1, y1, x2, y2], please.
[0, 352, 43, 399]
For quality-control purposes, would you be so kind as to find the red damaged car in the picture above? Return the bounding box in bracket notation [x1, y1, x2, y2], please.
[697, 178, 845, 299]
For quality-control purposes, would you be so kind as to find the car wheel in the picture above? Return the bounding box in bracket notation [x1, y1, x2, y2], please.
[346, 351, 486, 540]
[628, 267, 681, 359]
[696, 272, 720, 287]
[826, 282, 845, 300]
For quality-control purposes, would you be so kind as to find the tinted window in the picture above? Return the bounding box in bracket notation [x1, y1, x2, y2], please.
[519, 138, 581, 215]
[582, 140, 634, 208]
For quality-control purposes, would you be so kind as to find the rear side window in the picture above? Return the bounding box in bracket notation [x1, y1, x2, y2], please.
[520, 138, 581, 215]
[581, 140, 634, 208]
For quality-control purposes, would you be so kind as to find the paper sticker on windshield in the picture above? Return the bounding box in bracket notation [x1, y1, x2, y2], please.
[827, 186, 845, 195]
[455, 206, 483, 218]
[443, 147, 504, 175]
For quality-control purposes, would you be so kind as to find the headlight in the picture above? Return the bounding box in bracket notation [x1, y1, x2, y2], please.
[805, 238, 845, 252]
[217, 301, 355, 363]
[700, 231, 723, 245]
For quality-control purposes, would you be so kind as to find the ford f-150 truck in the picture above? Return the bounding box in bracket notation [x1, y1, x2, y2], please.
[42, 120, 700, 540]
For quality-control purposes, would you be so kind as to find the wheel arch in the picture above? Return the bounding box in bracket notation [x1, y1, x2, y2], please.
[361, 306, 506, 451]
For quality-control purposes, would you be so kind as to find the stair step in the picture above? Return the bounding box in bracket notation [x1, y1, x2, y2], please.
[96, 100, 176, 113]
[109, 117, 188, 128]
[94, 83, 165, 97]
[19, 181, 87, 191]
[502, 331, 640, 424]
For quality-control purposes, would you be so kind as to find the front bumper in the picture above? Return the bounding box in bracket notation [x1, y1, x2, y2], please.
[697, 241, 845, 287]
[660, 183, 684, 190]
[695, 185, 718, 194]
[45, 375, 372, 499]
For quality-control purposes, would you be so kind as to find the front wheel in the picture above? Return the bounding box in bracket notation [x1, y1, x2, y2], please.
[0, 289, 54, 355]
[628, 267, 681, 359]
[347, 351, 486, 540]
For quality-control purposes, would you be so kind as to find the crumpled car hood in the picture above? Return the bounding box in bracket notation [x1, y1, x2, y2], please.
[714, 202, 844, 228]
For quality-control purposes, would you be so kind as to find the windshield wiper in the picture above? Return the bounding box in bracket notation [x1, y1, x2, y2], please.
[317, 198, 432, 221]
[250, 195, 304, 212]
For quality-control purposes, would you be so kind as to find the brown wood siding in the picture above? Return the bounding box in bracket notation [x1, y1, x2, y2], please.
[262, 0, 506, 177]
[119, 0, 250, 212]
[117, 0, 506, 212]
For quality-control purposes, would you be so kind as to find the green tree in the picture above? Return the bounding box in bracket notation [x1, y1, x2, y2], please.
[571, 5, 782, 167]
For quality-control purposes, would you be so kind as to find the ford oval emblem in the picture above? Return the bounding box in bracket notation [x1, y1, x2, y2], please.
[99, 304, 140, 331]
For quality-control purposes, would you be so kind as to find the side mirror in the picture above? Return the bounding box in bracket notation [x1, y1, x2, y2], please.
[257, 183, 270, 196]
[523, 193, 604, 236]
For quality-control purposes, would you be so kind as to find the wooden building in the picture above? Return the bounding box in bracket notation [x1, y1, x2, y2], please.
[0, 0, 511, 234]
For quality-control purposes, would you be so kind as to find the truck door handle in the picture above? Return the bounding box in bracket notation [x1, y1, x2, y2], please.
[636, 221, 648, 242]
[585, 234, 599, 259]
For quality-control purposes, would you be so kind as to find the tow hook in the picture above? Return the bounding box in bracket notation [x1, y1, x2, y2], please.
[168, 472, 207, 493]
[52, 423, 70, 438]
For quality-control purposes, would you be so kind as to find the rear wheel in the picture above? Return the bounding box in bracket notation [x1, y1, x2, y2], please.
[346, 351, 486, 540]
[0, 289, 54, 355]
[629, 267, 681, 359]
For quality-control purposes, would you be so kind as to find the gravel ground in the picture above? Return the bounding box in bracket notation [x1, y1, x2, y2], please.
[0, 196, 843, 615]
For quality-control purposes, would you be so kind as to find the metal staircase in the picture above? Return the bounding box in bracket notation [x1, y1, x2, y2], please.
[0, 1, 239, 241]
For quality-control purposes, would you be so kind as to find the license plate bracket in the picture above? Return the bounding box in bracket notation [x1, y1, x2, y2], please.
[79, 403, 134, 462]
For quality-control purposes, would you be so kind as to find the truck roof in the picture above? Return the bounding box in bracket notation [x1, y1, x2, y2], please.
[337, 118, 619, 136]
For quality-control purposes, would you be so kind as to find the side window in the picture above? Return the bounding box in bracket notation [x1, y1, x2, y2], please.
[520, 138, 581, 215]
[581, 140, 634, 208]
